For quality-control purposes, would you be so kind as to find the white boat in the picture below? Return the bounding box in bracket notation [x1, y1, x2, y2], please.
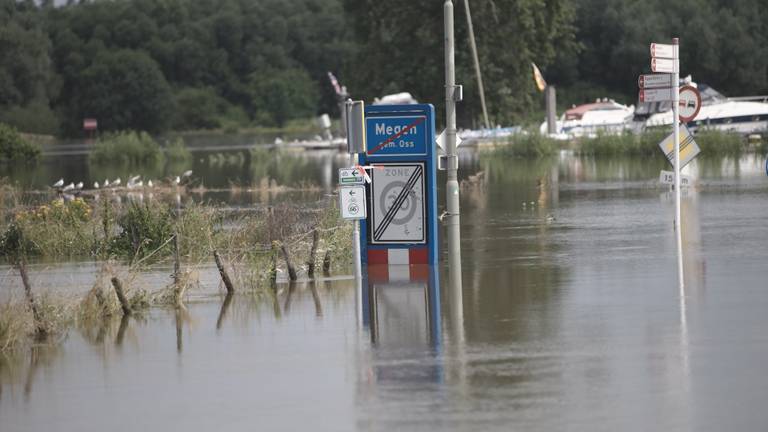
[540, 99, 635, 139]
[643, 83, 768, 135]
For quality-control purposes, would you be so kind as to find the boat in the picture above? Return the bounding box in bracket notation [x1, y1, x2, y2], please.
[641, 82, 768, 135]
[540, 98, 635, 139]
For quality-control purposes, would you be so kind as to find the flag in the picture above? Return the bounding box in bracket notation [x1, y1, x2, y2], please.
[532, 62, 547, 92]
[327, 71, 342, 96]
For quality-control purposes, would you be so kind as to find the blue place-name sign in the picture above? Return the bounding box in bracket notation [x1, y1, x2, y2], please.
[365, 115, 427, 157]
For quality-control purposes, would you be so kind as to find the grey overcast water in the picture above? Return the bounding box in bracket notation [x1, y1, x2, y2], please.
[2, 149, 768, 431]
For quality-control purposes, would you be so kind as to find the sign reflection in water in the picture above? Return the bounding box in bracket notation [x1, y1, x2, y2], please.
[360, 265, 442, 383]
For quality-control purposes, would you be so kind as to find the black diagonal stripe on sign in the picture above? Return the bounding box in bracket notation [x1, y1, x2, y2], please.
[374, 166, 422, 241]
[666, 135, 694, 161]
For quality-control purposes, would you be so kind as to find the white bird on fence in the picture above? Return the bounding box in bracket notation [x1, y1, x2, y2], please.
[182, 170, 193, 178]
[130, 175, 141, 184]
[174, 176, 181, 186]
[147, 180, 153, 188]
[62, 182, 75, 192]
[52, 178, 64, 188]
[94, 181, 100, 189]
[111, 178, 121, 187]
[104, 178, 109, 187]
[135, 180, 143, 188]
[74, 182, 83, 190]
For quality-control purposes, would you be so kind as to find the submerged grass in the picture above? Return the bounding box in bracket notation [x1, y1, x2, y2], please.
[576, 129, 746, 157]
[491, 131, 559, 157]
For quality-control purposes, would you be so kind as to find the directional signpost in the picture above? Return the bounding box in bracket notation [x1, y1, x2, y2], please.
[639, 87, 673, 103]
[638, 74, 674, 89]
[359, 104, 438, 266]
[642, 38, 699, 290]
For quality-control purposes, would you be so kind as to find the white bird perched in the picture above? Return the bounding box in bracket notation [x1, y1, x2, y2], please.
[174, 176, 181, 186]
[104, 178, 109, 187]
[111, 178, 121, 187]
[53, 178, 64, 188]
[74, 182, 84, 190]
[147, 180, 153, 188]
[134, 180, 143, 188]
[181, 170, 193, 178]
[94, 181, 100, 189]
[62, 182, 75, 192]
[130, 175, 141, 184]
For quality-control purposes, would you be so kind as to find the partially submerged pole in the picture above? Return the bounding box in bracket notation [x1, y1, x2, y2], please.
[306, 229, 320, 279]
[213, 250, 235, 294]
[280, 243, 298, 282]
[462, 0, 490, 129]
[17, 260, 45, 336]
[545, 86, 557, 135]
[673, 37, 684, 289]
[110, 277, 132, 316]
[444, 0, 464, 293]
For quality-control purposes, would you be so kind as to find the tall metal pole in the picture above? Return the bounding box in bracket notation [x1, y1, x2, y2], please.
[444, 1, 463, 294]
[673, 37, 684, 290]
[462, 0, 490, 130]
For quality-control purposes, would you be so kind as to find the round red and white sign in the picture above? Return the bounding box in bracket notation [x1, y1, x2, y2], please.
[678, 85, 701, 123]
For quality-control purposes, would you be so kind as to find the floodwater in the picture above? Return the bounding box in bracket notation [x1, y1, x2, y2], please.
[2, 147, 768, 431]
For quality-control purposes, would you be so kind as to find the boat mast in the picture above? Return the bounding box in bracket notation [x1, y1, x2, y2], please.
[462, 0, 490, 130]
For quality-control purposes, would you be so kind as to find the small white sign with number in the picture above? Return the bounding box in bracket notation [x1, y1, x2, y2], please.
[339, 185, 367, 220]
[659, 170, 693, 187]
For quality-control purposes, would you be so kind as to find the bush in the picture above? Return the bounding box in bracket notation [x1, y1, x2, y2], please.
[109, 202, 174, 261]
[90, 131, 163, 166]
[0, 101, 60, 136]
[0, 198, 96, 259]
[0, 123, 41, 163]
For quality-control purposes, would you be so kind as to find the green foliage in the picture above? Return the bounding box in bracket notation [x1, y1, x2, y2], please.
[164, 138, 192, 164]
[89, 131, 163, 166]
[344, 0, 578, 126]
[0, 198, 96, 259]
[109, 202, 174, 261]
[493, 132, 559, 157]
[249, 68, 320, 127]
[0, 123, 41, 162]
[577, 130, 667, 157]
[695, 129, 745, 156]
[0, 100, 59, 135]
[172, 87, 226, 130]
[68, 49, 173, 135]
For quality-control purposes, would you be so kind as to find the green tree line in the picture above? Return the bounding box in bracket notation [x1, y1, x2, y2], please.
[0, 0, 766, 137]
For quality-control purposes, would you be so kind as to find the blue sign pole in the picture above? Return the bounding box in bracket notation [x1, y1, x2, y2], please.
[359, 104, 438, 266]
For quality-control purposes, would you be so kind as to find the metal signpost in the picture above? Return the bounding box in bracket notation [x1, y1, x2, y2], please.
[643, 38, 700, 290]
[359, 104, 439, 266]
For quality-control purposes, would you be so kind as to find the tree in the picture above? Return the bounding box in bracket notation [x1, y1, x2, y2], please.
[249, 68, 319, 127]
[342, 0, 578, 127]
[68, 49, 173, 134]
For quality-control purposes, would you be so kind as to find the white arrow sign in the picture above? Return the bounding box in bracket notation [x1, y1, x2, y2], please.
[639, 87, 673, 103]
[638, 74, 673, 89]
[651, 57, 678, 73]
[650, 43, 676, 59]
[436, 129, 463, 151]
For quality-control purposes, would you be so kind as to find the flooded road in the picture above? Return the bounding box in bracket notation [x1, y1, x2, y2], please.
[2, 150, 768, 431]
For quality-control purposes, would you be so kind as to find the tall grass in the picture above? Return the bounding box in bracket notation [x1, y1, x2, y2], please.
[90, 131, 163, 166]
[577, 130, 667, 157]
[695, 128, 745, 156]
[493, 131, 559, 157]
